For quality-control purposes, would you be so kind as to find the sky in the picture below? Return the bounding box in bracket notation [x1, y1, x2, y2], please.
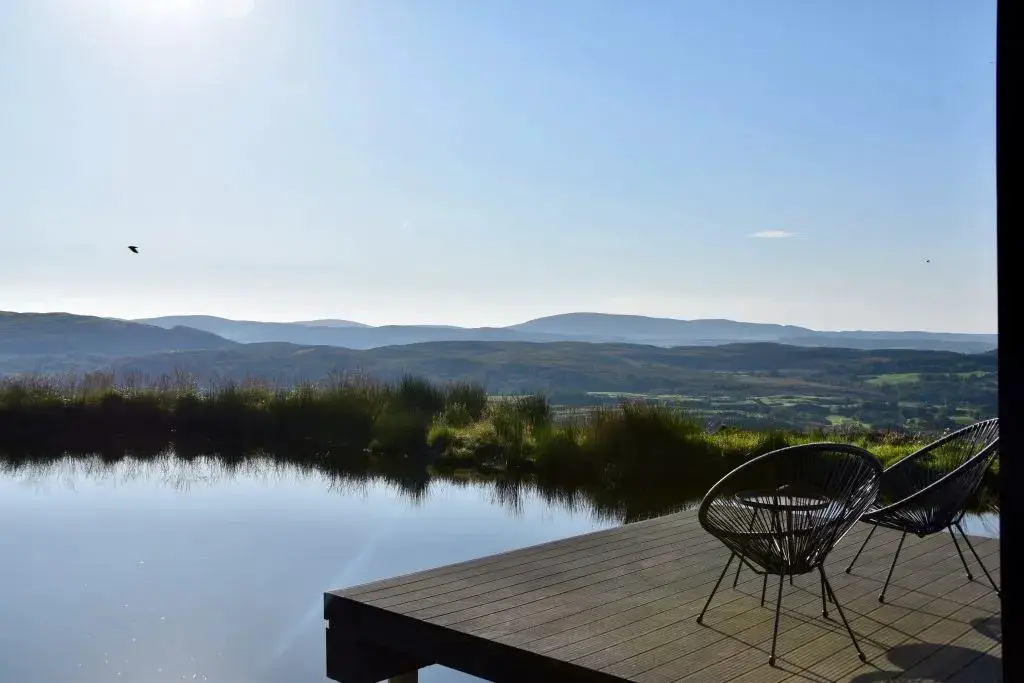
[0, 0, 997, 332]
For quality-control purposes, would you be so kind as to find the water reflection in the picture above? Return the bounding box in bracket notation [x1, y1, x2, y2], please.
[962, 510, 999, 538]
[0, 454, 624, 683]
[3, 446, 715, 524]
[0, 453, 998, 682]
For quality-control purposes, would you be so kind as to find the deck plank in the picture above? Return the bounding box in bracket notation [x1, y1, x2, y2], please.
[325, 510, 1001, 683]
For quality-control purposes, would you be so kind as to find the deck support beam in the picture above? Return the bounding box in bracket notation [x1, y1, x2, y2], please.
[325, 615, 428, 683]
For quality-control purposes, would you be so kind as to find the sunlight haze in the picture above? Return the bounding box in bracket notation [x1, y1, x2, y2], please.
[0, 0, 997, 332]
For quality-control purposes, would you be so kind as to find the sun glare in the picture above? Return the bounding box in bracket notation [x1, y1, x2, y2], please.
[144, 0, 195, 14]
[221, 0, 255, 19]
[114, 0, 254, 22]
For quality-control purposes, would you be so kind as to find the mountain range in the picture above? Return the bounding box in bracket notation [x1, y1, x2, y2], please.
[0, 309, 997, 374]
[133, 312, 997, 353]
[0, 311, 998, 431]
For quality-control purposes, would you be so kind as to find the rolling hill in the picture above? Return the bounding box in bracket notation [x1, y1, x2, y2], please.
[0, 311, 239, 375]
[0, 312, 996, 430]
[0, 311, 237, 356]
[96, 340, 997, 395]
[133, 312, 998, 352]
[289, 319, 371, 328]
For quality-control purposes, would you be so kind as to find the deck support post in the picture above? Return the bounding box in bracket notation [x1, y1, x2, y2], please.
[324, 607, 430, 683]
[387, 672, 418, 683]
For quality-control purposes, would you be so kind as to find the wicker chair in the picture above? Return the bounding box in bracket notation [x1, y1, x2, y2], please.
[845, 418, 1000, 603]
[696, 443, 883, 667]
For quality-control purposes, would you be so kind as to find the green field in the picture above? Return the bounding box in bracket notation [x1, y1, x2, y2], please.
[582, 384, 991, 432]
[865, 372, 923, 386]
[866, 370, 994, 386]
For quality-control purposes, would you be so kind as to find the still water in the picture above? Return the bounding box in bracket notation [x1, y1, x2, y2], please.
[0, 456, 614, 682]
[0, 456, 997, 683]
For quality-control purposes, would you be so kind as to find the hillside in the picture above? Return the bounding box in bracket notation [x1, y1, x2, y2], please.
[0, 319, 997, 430]
[95, 340, 996, 431]
[135, 315, 559, 347]
[289, 319, 371, 328]
[509, 313, 997, 350]
[509, 313, 814, 342]
[95, 339, 993, 392]
[133, 312, 998, 352]
[0, 311, 237, 359]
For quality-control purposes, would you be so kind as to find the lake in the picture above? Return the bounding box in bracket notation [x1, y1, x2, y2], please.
[0, 455, 998, 683]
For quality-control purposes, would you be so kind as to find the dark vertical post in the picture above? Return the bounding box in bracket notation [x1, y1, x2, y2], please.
[389, 674, 418, 683]
[996, 0, 1019, 678]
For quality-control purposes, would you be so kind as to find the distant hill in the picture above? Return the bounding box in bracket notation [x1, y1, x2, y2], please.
[0, 311, 998, 430]
[133, 312, 998, 353]
[134, 315, 557, 347]
[289, 319, 371, 328]
[96, 340, 997, 396]
[510, 313, 996, 351]
[0, 311, 238, 375]
[510, 312, 814, 342]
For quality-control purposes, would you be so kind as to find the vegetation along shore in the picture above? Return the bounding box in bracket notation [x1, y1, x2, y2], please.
[0, 372, 997, 519]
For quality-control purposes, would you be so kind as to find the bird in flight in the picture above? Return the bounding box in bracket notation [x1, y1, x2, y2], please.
[925, 259, 930, 263]
[128, 245, 139, 254]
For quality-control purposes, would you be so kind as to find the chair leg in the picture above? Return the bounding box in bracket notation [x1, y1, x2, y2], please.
[820, 566, 867, 663]
[733, 554, 744, 588]
[734, 510, 759, 587]
[846, 524, 877, 574]
[768, 573, 785, 667]
[697, 552, 735, 624]
[760, 573, 768, 607]
[879, 531, 907, 603]
[820, 573, 829, 619]
[948, 526, 974, 581]
[955, 522, 1001, 597]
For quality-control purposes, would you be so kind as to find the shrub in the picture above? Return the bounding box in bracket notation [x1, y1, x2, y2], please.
[444, 382, 488, 421]
[391, 375, 445, 416]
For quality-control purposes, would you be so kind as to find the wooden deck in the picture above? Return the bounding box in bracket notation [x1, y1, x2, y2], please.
[324, 509, 1001, 683]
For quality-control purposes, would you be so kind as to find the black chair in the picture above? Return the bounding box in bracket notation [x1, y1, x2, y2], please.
[696, 443, 882, 667]
[845, 418, 1000, 603]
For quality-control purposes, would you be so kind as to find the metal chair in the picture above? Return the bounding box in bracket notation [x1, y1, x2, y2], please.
[696, 443, 882, 667]
[845, 418, 1000, 603]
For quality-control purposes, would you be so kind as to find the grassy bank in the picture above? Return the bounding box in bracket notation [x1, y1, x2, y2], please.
[0, 372, 997, 513]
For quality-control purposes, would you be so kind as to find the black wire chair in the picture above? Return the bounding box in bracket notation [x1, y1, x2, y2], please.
[845, 418, 999, 603]
[696, 443, 882, 667]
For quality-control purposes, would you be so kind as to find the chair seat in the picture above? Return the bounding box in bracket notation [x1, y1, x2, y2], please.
[721, 525, 815, 542]
[844, 418, 1000, 603]
[695, 442, 883, 667]
[860, 504, 950, 536]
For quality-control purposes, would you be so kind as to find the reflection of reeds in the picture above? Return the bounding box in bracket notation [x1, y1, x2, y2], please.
[1, 450, 997, 528]
[0, 374, 998, 519]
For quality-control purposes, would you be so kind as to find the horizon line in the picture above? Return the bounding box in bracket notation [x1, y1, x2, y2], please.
[1, 308, 999, 337]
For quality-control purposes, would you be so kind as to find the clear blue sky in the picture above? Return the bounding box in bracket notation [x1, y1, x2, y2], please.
[0, 0, 996, 332]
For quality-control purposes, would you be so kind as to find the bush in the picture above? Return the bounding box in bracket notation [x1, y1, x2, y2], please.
[445, 382, 488, 421]
[392, 375, 445, 416]
[534, 423, 596, 481]
[578, 402, 712, 484]
[370, 410, 430, 456]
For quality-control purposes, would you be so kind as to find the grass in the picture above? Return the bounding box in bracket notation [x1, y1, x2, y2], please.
[865, 372, 923, 386]
[0, 372, 997, 515]
[865, 370, 995, 387]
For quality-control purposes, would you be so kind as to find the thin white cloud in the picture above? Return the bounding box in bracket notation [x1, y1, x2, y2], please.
[748, 230, 798, 239]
